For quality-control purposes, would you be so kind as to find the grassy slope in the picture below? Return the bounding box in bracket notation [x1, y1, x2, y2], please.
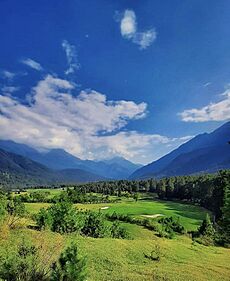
[4, 196, 229, 280]
[1, 226, 230, 281]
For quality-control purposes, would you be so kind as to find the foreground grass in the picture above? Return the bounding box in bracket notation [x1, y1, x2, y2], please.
[1, 225, 230, 281]
[11, 197, 229, 280]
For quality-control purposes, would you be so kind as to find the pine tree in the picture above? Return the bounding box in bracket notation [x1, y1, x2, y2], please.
[221, 186, 230, 242]
[51, 243, 87, 281]
[198, 213, 215, 237]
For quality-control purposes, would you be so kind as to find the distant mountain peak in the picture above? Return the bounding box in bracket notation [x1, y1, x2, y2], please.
[130, 121, 230, 179]
[0, 140, 141, 179]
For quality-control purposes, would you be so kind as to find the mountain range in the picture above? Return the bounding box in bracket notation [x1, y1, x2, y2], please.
[0, 148, 107, 187]
[0, 140, 142, 181]
[130, 121, 230, 179]
[0, 121, 230, 186]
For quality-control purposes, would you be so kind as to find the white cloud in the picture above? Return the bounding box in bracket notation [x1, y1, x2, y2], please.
[119, 9, 157, 49]
[62, 40, 80, 75]
[21, 58, 43, 71]
[133, 29, 157, 50]
[0, 74, 189, 164]
[179, 89, 230, 122]
[203, 82, 211, 88]
[1, 86, 20, 94]
[120, 10, 137, 38]
[2, 70, 15, 80]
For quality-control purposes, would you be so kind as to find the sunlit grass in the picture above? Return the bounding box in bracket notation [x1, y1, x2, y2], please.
[6, 194, 229, 280]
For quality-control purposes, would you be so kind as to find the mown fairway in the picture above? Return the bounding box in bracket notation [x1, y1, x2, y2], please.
[25, 197, 208, 231]
[3, 195, 229, 281]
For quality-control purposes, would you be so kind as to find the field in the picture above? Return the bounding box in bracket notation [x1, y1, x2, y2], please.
[25, 197, 208, 231]
[2, 192, 230, 281]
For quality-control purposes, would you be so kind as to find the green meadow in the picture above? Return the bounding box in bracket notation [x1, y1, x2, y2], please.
[26, 198, 208, 231]
[13, 195, 230, 281]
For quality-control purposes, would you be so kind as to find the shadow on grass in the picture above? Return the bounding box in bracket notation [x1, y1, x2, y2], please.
[154, 200, 208, 226]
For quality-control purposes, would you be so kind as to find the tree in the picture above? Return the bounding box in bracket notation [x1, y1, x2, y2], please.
[198, 213, 215, 237]
[0, 194, 6, 223]
[133, 193, 139, 202]
[36, 208, 53, 230]
[6, 197, 26, 228]
[81, 211, 107, 238]
[221, 185, 230, 244]
[50, 243, 87, 281]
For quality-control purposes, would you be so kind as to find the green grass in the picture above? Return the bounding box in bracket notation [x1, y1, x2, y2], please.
[26, 198, 208, 231]
[1, 226, 230, 281]
[4, 195, 229, 280]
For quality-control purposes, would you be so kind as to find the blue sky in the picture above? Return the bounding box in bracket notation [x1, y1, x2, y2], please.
[0, 0, 230, 164]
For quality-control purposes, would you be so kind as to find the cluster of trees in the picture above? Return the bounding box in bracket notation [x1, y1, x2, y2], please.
[36, 201, 129, 239]
[155, 171, 229, 217]
[18, 189, 117, 204]
[18, 190, 51, 203]
[18, 188, 141, 204]
[2, 169, 230, 245]
[51, 189, 115, 204]
[71, 179, 156, 195]
[150, 170, 230, 246]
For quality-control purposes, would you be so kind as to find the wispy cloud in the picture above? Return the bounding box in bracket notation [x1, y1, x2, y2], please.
[1, 86, 20, 94]
[2, 70, 15, 80]
[118, 9, 157, 49]
[203, 82, 212, 88]
[21, 58, 43, 71]
[62, 40, 80, 75]
[0, 74, 188, 163]
[179, 89, 230, 122]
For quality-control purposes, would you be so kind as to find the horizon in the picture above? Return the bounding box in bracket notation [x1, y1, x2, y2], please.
[1, 1, 230, 164]
[0, 119, 229, 166]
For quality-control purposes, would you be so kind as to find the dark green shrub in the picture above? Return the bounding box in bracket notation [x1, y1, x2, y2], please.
[36, 202, 85, 234]
[50, 243, 87, 281]
[144, 244, 163, 262]
[198, 214, 215, 237]
[81, 211, 107, 238]
[158, 216, 185, 235]
[110, 221, 129, 239]
[36, 208, 53, 230]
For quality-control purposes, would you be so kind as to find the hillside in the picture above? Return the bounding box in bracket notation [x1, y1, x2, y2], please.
[0, 140, 141, 179]
[0, 148, 105, 187]
[131, 121, 230, 179]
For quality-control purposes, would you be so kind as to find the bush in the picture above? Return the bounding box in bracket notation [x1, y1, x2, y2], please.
[36, 203, 128, 239]
[81, 211, 108, 238]
[36, 202, 85, 234]
[144, 244, 163, 262]
[36, 208, 53, 230]
[50, 243, 87, 281]
[0, 240, 49, 281]
[158, 217, 185, 235]
[110, 221, 129, 239]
